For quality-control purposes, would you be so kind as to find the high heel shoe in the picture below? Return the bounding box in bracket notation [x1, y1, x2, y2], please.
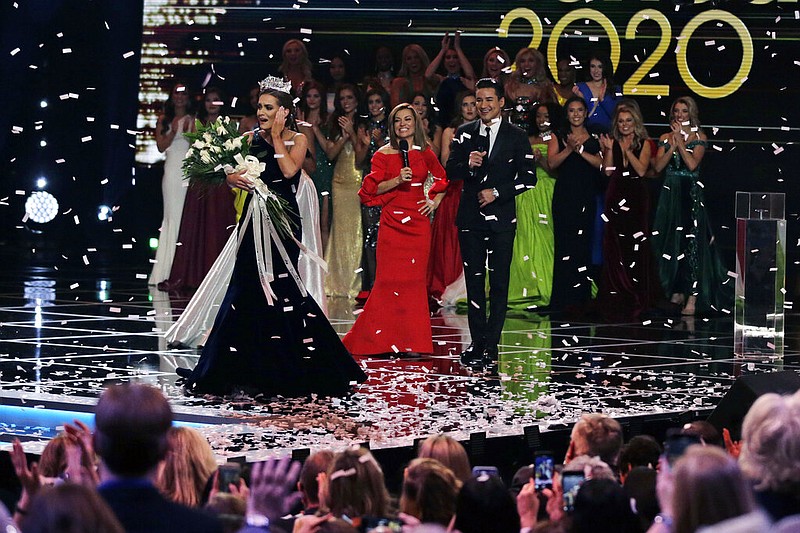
[682, 295, 697, 316]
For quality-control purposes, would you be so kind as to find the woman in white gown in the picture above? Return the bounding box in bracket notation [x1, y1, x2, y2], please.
[149, 83, 195, 286]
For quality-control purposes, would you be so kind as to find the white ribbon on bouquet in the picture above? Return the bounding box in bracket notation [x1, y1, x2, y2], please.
[228, 153, 326, 306]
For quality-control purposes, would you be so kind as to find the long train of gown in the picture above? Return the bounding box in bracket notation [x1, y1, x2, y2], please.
[149, 118, 191, 285]
[165, 172, 327, 348]
[182, 135, 365, 397]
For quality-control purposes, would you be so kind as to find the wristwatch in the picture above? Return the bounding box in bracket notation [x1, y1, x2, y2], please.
[491, 188, 499, 198]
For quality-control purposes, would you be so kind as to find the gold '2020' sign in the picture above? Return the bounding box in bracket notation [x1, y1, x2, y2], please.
[499, 7, 754, 99]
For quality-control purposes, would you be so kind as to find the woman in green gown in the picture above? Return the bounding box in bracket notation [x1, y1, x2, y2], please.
[507, 102, 561, 312]
[651, 96, 733, 316]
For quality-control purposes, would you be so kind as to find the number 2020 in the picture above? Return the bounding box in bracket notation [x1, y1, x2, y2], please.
[499, 7, 754, 99]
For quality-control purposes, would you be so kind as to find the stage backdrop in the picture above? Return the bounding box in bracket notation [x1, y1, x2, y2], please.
[134, 0, 798, 276]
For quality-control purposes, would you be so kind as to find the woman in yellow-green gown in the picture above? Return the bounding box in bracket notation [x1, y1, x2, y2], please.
[323, 84, 368, 299]
[507, 102, 560, 312]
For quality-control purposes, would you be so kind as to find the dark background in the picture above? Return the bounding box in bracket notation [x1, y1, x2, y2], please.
[0, 0, 797, 291]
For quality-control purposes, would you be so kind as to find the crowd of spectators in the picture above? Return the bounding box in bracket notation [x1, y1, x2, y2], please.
[4, 383, 800, 532]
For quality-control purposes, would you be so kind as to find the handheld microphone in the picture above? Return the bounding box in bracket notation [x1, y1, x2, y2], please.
[399, 139, 410, 168]
[475, 132, 488, 155]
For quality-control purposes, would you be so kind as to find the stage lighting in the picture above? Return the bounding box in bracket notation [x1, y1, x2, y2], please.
[24, 191, 59, 224]
[36, 177, 47, 189]
[40, 99, 48, 108]
[149, 237, 159, 249]
[39, 139, 47, 147]
[97, 205, 111, 221]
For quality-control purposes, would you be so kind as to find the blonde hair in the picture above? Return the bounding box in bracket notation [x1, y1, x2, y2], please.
[388, 103, 428, 151]
[156, 427, 217, 507]
[571, 413, 623, 467]
[279, 38, 313, 82]
[417, 435, 471, 483]
[672, 445, 754, 533]
[739, 390, 800, 492]
[611, 104, 649, 150]
[512, 48, 547, 81]
[398, 44, 431, 78]
[670, 96, 702, 130]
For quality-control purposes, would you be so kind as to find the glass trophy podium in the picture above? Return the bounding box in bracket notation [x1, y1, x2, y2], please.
[734, 192, 786, 359]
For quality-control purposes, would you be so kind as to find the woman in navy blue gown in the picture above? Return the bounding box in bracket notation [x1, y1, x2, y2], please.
[179, 80, 366, 397]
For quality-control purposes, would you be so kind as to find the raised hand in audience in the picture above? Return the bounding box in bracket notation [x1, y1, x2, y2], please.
[515, 478, 540, 529]
[247, 457, 302, 522]
[10, 438, 40, 521]
[722, 428, 742, 459]
[63, 420, 99, 486]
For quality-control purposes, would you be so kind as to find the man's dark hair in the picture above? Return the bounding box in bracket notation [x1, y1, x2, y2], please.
[619, 435, 662, 475]
[93, 383, 173, 477]
[475, 78, 504, 100]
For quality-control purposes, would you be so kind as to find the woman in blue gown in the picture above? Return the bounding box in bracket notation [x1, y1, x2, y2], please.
[179, 81, 366, 397]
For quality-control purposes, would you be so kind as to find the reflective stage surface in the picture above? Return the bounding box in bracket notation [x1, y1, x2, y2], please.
[2, 264, 799, 461]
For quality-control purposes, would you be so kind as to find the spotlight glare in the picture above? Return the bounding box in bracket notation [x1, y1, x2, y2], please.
[149, 237, 159, 250]
[24, 191, 59, 224]
[36, 177, 47, 189]
[97, 205, 111, 221]
[39, 139, 47, 147]
[40, 100, 48, 108]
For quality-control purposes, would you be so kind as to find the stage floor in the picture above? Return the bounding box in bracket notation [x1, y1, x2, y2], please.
[1, 265, 798, 461]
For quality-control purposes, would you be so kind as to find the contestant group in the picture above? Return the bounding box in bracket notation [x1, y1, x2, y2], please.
[148, 35, 734, 398]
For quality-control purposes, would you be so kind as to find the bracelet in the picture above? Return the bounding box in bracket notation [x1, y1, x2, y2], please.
[15, 504, 28, 516]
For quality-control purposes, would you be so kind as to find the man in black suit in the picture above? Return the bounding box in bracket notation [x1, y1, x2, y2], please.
[445, 78, 536, 363]
[94, 383, 223, 533]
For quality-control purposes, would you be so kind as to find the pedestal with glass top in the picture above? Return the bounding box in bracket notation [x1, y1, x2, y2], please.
[734, 192, 786, 359]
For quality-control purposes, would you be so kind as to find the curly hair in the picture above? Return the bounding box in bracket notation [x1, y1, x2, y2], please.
[739, 390, 800, 492]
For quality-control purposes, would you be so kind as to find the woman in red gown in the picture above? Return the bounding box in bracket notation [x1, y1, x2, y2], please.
[343, 104, 448, 355]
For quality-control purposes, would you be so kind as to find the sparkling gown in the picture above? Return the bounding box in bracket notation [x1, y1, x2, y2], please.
[149, 117, 190, 285]
[651, 139, 733, 313]
[595, 142, 661, 320]
[507, 142, 555, 311]
[181, 135, 366, 396]
[325, 140, 363, 298]
[360, 120, 389, 293]
[342, 148, 448, 355]
[310, 130, 334, 223]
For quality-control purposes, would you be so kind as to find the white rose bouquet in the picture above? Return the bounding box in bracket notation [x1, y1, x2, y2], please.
[182, 116, 249, 185]
[182, 116, 294, 237]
